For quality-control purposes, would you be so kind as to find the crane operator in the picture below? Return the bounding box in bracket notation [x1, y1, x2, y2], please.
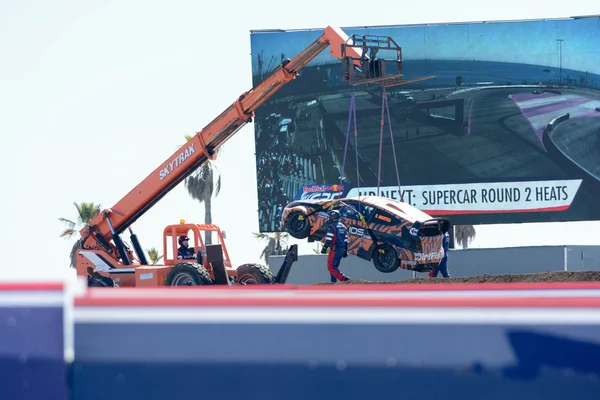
[321, 210, 351, 283]
[177, 236, 197, 260]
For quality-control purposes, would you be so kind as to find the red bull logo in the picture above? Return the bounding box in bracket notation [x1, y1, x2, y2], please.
[303, 184, 344, 193]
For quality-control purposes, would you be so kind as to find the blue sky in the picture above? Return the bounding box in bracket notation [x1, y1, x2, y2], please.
[251, 17, 600, 74]
[1, 0, 599, 282]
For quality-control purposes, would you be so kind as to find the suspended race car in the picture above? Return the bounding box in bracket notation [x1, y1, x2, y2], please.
[280, 196, 450, 273]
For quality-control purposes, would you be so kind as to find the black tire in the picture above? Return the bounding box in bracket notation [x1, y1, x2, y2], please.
[236, 263, 275, 284]
[88, 276, 118, 287]
[164, 262, 213, 286]
[372, 244, 400, 273]
[286, 211, 311, 239]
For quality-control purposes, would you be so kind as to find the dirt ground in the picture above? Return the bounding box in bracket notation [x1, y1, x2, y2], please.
[319, 271, 600, 285]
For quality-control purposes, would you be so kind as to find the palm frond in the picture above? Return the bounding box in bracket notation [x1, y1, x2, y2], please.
[185, 167, 213, 203]
[60, 229, 77, 238]
[59, 217, 76, 228]
[61, 202, 101, 268]
[146, 247, 163, 264]
[70, 239, 82, 269]
[74, 202, 102, 224]
[59, 217, 76, 237]
[455, 224, 477, 249]
[253, 232, 270, 240]
[214, 172, 222, 197]
[275, 231, 289, 241]
[74, 202, 83, 224]
[260, 246, 269, 264]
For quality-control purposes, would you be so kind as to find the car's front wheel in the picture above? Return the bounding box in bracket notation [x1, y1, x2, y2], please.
[286, 211, 311, 239]
[372, 244, 400, 273]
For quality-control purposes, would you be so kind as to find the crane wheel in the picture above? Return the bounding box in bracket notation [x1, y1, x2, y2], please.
[164, 262, 213, 286]
[236, 263, 274, 284]
[88, 276, 119, 287]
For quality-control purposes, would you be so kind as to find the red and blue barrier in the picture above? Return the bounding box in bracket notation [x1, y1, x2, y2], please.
[2, 281, 600, 399]
[0, 283, 67, 400]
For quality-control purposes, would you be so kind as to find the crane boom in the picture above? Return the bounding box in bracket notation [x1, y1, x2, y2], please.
[81, 26, 365, 249]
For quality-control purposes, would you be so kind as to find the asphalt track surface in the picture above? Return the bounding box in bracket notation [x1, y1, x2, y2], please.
[552, 115, 600, 178]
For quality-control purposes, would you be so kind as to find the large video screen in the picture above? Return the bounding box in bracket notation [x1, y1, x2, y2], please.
[250, 16, 600, 232]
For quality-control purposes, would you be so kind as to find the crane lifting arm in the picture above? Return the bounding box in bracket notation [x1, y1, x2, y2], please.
[79, 26, 374, 263]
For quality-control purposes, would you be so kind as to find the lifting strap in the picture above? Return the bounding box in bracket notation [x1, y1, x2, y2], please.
[339, 86, 367, 248]
[377, 86, 403, 200]
[339, 87, 361, 199]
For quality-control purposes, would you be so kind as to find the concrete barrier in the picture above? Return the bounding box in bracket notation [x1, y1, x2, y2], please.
[2, 280, 600, 399]
[70, 284, 600, 399]
[548, 113, 571, 131]
[269, 245, 600, 283]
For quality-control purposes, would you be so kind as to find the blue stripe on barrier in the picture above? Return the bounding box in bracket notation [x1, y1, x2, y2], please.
[72, 322, 600, 399]
[0, 306, 67, 400]
[71, 361, 600, 400]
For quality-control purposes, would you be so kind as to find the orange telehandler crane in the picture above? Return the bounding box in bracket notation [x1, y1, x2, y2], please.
[75, 27, 409, 287]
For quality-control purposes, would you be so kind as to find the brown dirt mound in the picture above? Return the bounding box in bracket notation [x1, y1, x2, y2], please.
[319, 271, 600, 285]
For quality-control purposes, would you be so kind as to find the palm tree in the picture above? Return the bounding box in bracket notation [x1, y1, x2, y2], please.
[59, 202, 102, 269]
[313, 241, 330, 254]
[253, 232, 289, 264]
[454, 224, 476, 249]
[183, 135, 222, 245]
[313, 242, 322, 254]
[147, 247, 163, 264]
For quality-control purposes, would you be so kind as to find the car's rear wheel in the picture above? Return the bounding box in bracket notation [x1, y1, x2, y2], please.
[286, 211, 311, 239]
[372, 244, 399, 273]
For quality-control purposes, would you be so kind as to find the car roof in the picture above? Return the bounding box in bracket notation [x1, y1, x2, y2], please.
[345, 195, 434, 222]
[287, 195, 435, 222]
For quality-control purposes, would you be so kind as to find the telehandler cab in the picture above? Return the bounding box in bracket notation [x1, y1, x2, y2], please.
[85, 220, 298, 287]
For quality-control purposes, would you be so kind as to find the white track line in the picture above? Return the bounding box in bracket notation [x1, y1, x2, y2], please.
[79, 288, 600, 300]
[73, 306, 600, 325]
[0, 291, 65, 307]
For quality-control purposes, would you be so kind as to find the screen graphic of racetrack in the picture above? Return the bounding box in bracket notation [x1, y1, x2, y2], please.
[250, 16, 600, 232]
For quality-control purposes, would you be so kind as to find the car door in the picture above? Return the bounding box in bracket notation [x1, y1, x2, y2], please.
[368, 207, 397, 235]
[367, 206, 420, 251]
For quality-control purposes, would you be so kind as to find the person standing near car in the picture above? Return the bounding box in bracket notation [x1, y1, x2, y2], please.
[321, 210, 351, 282]
[429, 231, 450, 278]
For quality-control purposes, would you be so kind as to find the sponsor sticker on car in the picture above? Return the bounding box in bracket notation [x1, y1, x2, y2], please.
[414, 251, 443, 262]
